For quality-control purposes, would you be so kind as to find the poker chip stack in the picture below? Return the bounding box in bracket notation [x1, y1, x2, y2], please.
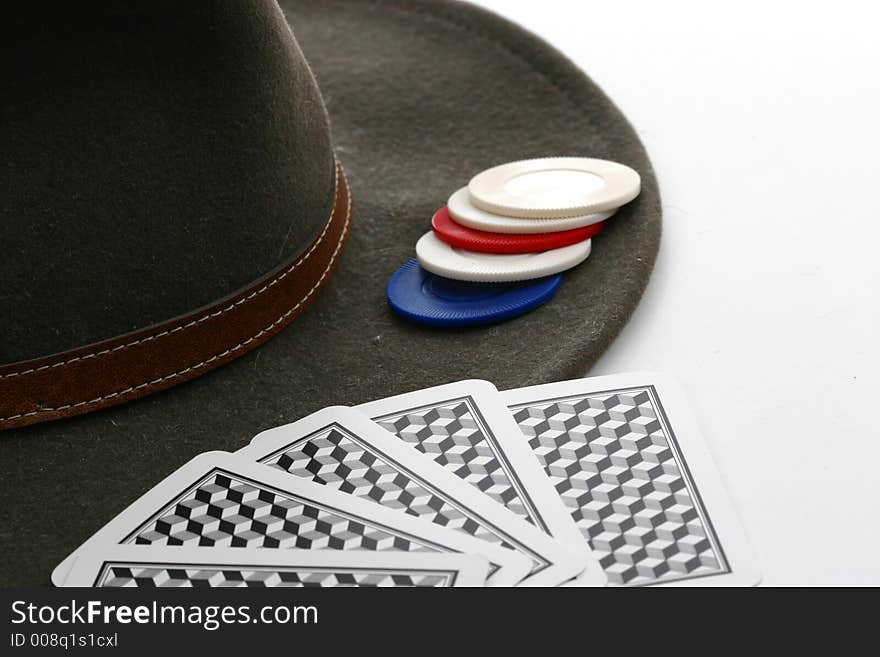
[387, 157, 641, 327]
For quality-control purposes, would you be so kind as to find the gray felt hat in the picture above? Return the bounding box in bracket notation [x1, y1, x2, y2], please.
[0, 0, 660, 585]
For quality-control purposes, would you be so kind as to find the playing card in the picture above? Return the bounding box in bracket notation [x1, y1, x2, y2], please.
[59, 545, 489, 588]
[357, 380, 605, 585]
[503, 373, 761, 587]
[52, 451, 531, 587]
[237, 406, 586, 586]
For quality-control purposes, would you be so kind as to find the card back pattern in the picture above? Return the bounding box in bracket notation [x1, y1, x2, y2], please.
[125, 470, 437, 553]
[255, 424, 514, 549]
[371, 398, 543, 529]
[92, 563, 456, 587]
[510, 386, 729, 586]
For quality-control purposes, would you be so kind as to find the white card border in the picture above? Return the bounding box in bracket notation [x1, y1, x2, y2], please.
[503, 372, 762, 587]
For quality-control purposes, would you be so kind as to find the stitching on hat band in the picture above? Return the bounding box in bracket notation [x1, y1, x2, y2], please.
[1, 164, 343, 381]
[0, 161, 352, 428]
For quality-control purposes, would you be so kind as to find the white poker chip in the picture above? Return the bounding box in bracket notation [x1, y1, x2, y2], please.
[447, 187, 614, 234]
[468, 157, 641, 219]
[415, 231, 592, 282]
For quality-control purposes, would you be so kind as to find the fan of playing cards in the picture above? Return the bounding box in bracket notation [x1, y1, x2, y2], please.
[53, 374, 760, 587]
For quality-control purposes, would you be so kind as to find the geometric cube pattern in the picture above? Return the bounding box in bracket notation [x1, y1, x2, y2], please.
[96, 563, 455, 587]
[372, 399, 537, 526]
[259, 425, 508, 547]
[126, 471, 435, 553]
[510, 387, 727, 586]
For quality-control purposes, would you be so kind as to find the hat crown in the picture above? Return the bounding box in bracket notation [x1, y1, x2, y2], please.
[1, 0, 335, 364]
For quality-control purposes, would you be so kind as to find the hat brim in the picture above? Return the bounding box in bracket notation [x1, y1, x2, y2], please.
[0, 0, 660, 585]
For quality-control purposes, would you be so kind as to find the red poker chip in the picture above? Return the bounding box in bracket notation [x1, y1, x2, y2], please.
[432, 207, 603, 254]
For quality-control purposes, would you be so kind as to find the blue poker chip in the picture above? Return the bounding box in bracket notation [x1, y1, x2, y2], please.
[387, 260, 563, 327]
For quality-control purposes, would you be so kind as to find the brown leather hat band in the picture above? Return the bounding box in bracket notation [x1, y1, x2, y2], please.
[0, 162, 352, 431]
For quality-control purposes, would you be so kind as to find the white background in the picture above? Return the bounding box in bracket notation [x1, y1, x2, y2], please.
[470, 0, 879, 585]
